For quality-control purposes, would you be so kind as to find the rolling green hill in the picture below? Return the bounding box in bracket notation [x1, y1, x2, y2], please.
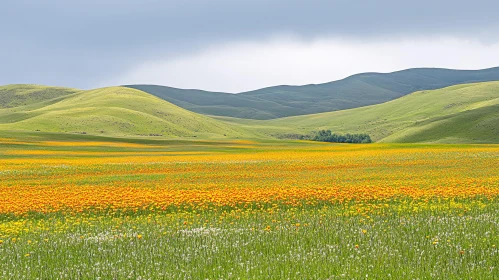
[0, 86, 260, 139]
[246, 81, 499, 143]
[1, 80, 498, 143]
[0, 84, 80, 108]
[127, 67, 499, 119]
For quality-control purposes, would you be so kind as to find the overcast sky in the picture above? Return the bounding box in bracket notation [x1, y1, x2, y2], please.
[2, 0, 499, 92]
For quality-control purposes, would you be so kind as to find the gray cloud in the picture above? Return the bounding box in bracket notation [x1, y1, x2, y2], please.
[1, 0, 499, 89]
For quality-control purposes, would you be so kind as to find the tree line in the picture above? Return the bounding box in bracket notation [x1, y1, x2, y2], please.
[286, 130, 372, 143]
[311, 130, 372, 143]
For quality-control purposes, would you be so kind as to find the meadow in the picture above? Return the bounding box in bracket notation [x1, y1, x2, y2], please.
[0, 135, 498, 279]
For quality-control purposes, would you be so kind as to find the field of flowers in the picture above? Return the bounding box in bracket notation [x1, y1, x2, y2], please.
[0, 137, 498, 279]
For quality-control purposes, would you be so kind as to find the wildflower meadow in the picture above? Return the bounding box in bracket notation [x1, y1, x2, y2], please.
[0, 138, 498, 279]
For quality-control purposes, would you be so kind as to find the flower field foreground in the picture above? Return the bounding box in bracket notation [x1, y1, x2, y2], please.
[0, 139, 498, 279]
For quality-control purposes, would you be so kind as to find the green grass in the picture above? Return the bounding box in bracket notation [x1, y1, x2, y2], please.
[226, 81, 499, 143]
[0, 86, 262, 139]
[3, 203, 499, 279]
[0, 84, 80, 109]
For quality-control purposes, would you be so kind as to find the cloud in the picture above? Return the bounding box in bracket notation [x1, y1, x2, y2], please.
[2, 1, 499, 88]
[108, 36, 499, 93]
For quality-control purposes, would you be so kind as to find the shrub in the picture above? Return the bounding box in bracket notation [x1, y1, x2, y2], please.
[310, 130, 372, 143]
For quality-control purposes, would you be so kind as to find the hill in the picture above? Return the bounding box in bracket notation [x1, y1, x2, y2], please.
[0, 84, 80, 108]
[0, 86, 259, 139]
[252, 81, 499, 143]
[126, 67, 499, 119]
[1, 80, 498, 144]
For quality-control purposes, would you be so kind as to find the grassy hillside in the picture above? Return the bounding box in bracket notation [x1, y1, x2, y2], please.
[127, 67, 499, 119]
[2, 82, 498, 143]
[254, 81, 499, 143]
[0, 86, 260, 139]
[0, 84, 79, 108]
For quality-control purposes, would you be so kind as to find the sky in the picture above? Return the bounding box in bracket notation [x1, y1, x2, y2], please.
[2, 0, 499, 93]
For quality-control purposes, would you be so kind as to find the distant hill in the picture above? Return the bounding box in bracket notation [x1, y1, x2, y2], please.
[0, 84, 79, 108]
[127, 67, 499, 119]
[253, 81, 499, 143]
[0, 86, 259, 138]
